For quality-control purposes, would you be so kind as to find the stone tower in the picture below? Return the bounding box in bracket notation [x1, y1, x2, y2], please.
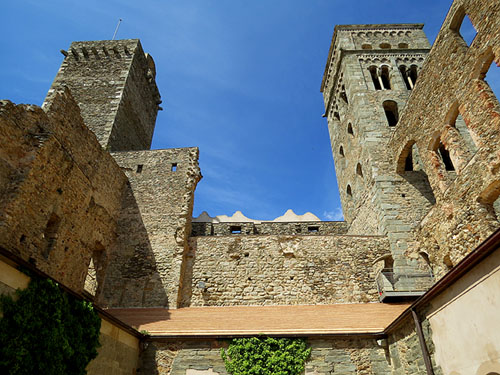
[45, 39, 161, 151]
[321, 24, 434, 274]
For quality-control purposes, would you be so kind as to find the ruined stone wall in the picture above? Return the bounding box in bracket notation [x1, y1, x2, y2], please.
[387, 0, 500, 278]
[181, 234, 389, 307]
[140, 337, 392, 375]
[0, 90, 126, 291]
[99, 148, 201, 309]
[45, 39, 161, 151]
[191, 221, 348, 236]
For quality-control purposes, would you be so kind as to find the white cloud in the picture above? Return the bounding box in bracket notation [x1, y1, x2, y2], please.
[323, 207, 344, 221]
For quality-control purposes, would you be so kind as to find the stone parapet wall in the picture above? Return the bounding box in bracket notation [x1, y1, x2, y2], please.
[180, 234, 389, 307]
[100, 148, 201, 309]
[191, 221, 348, 236]
[0, 90, 126, 291]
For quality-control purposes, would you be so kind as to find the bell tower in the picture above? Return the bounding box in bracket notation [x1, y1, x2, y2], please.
[321, 24, 434, 272]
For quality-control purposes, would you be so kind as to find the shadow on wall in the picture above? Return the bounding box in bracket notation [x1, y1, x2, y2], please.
[97, 183, 168, 308]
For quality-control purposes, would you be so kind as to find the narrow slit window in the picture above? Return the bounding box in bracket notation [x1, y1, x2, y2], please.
[383, 100, 399, 126]
[339, 146, 345, 157]
[340, 85, 348, 104]
[346, 184, 352, 197]
[347, 123, 354, 135]
[171, 163, 177, 172]
[356, 163, 363, 177]
[136, 164, 143, 173]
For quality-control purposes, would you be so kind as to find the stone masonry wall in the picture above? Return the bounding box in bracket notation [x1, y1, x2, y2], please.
[45, 39, 161, 151]
[140, 337, 392, 375]
[387, 0, 500, 278]
[99, 148, 201, 309]
[191, 221, 348, 236]
[181, 234, 389, 307]
[0, 89, 126, 291]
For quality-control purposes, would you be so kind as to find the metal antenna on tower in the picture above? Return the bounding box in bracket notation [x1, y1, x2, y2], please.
[112, 18, 123, 40]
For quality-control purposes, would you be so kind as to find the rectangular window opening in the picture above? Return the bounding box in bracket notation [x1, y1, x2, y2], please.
[308, 226, 319, 233]
[136, 164, 143, 173]
[171, 163, 177, 172]
[230, 226, 241, 234]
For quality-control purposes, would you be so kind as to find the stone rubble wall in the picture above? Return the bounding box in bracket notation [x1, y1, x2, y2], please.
[191, 221, 348, 236]
[99, 148, 201, 308]
[0, 89, 126, 291]
[181, 234, 390, 307]
[387, 0, 500, 278]
[139, 338, 392, 375]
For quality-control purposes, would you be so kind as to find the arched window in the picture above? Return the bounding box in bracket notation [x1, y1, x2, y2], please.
[362, 43, 372, 50]
[339, 145, 345, 157]
[450, 7, 477, 46]
[383, 100, 399, 126]
[369, 66, 382, 90]
[408, 65, 418, 87]
[347, 123, 354, 135]
[346, 184, 352, 196]
[436, 142, 455, 171]
[380, 66, 391, 90]
[356, 163, 363, 177]
[399, 65, 412, 90]
[380, 43, 391, 49]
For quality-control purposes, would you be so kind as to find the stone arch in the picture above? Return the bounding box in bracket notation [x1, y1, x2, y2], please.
[449, 5, 477, 46]
[373, 254, 394, 271]
[368, 65, 382, 90]
[396, 140, 416, 174]
[84, 241, 107, 296]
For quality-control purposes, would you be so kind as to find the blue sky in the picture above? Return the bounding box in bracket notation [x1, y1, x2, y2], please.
[0, 0, 465, 220]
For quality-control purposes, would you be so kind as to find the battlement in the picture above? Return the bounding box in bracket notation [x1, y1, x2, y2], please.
[45, 39, 161, 152]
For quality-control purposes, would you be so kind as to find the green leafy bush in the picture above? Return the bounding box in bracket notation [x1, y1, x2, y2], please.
[0, 275, 101, 375]
[221, 337, 311, 375]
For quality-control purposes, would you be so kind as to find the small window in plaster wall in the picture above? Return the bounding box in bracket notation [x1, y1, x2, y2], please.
[380, 66, 391, 90]
[361, 43, 372, 50]
[356, 163, 363, 177]
[171, 163, 177, 171]
[437, 142, 455, 171]
[347, 123, 354, 135]
[369, 66, 382, 90]
[383, 100, 399, 126]
[230, 226, 241, 234]
[339, 146, 345, 157]
[380, 43, 391, 49]
[398, 43, 409, 49]
[308, 226, 319, 233]
[346, 184, 352, 197]
[136, 164, 143, 173]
